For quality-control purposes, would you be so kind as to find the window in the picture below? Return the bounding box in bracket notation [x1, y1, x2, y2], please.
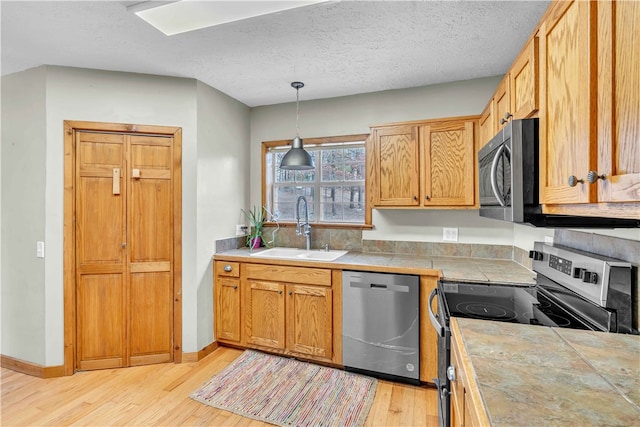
[263, 135, 370, 226]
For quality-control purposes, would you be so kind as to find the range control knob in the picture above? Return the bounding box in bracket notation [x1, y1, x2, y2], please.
[528, 250, 543, 261]
[573, 267, 585, 279]
[582, 271, 598, 284]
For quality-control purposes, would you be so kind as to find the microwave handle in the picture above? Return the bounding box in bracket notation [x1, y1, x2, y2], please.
[490, 144, 507, 207]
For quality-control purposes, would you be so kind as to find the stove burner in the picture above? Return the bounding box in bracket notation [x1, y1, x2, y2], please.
[540, 312, 572, 327]
[456, 302, 518, 321]
[535, 300, 551, 309]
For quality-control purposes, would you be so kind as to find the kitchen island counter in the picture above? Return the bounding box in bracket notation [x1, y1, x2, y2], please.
[452, 317, 640, 426]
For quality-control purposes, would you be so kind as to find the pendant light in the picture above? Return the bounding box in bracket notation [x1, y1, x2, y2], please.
[280, 81, 314, 170]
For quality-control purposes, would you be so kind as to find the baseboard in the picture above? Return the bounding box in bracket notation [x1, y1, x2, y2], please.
[1, 354, 65, 378]
[182, 341, 219, 363]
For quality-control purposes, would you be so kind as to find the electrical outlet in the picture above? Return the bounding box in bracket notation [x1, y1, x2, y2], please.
[443, 227, 459, 242]
[236, 224, 248, 236]
[544, 235, 554, 245]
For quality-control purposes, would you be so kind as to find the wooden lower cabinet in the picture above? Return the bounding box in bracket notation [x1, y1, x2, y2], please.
[450, 319, 490, 427]
[214, 259, 439, 379]
[214, 261, 335, 363]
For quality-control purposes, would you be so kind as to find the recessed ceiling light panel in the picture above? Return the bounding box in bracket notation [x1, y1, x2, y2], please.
[133, 0, 330, 36]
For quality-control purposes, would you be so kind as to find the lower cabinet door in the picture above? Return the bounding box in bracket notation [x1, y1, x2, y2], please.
[215, 276, 241, 342]
[286, 284, 333, 359]
[246, 279, 286, 349]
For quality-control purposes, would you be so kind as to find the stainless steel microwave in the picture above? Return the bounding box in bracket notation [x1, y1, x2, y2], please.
[478, 119, 638, 228]
[478, 118, 537, 223]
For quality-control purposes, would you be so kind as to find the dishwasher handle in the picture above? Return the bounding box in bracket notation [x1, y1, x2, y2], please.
[349, 282, 409, 292]
[428, 288, 444, 337]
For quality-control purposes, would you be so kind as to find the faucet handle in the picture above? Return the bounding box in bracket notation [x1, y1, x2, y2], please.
[323, 243, 330, 252]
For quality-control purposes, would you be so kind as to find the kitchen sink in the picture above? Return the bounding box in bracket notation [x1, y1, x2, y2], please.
[250, 247, 348, 262]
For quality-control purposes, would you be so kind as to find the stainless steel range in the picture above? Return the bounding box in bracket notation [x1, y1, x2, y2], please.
[428, 242, 635, 427]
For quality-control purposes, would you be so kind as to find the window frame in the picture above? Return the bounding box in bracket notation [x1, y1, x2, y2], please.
[262, 134, 372, 229]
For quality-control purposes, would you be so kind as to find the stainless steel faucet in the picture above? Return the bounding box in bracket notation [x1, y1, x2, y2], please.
[296, 195, 311, 250]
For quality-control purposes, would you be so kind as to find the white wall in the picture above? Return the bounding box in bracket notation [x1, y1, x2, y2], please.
[1, 66, 250, 366]
[195, 81, 250, 349]
[1, 67, 47, 364]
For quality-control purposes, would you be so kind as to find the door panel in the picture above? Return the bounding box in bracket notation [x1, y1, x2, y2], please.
[597, 0, 640, 202]
[128, 135, 174, 366]
[374, 126, 420, 206]
[77, 273, 124, 370]
[286, 285, 332, 358]
[76, 132, 127, 370]
[130, 179, 172, 262]
[77, 178, 125, 265]
[422, 121, 475, 206]
[539, 0, 594, 203]
[246, 280, 285, 349]
[129, 272, 173, 365]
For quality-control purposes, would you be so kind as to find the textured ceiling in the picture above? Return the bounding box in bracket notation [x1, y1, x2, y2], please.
[0, 1, 550, 107]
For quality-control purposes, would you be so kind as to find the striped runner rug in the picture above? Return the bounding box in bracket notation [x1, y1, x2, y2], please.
[190, 350, 377, 427]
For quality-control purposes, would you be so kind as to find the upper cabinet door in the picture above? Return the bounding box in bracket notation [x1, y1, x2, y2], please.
[371, 126, 420, 206]
[596, 0, 640, 203]
[421, 120, 476, 207]
[478, 100, 494, 150]
[539, 0, 596, 204]
[494, 76, 511, 132]
[510, 36, 539, 120]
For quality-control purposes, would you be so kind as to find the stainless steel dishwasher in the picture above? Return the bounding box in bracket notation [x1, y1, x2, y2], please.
[342, 270, 420, 383]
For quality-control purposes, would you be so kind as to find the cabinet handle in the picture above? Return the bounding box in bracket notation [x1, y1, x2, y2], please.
[223, 265, 233, 272]
[499, 112, 513, 125]
[425, 195, 430, 201]
[587, 171, 606, 184]
[413, 195, 418, 201]
[278, 290, 283, 295]
[447, 365, 456, 382]
[233, 285, 238, 290]
[288, 291, 293, 296]
[568, 175, 584, 187]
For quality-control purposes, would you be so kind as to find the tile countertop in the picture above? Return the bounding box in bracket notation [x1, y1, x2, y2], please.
[213, 248, 537, 285]
[452, 317, 640, 426]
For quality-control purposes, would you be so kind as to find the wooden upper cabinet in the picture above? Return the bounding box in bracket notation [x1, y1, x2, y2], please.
[370, 117, 478, 209]
[493, 76, 511, 132]
[479, 35, 539, 149]
[596, 0, 640, 203]
[478, 100, 494, 150]
[539, 0, 595, 204]
[421, 120, 475, 206]
[510, 36, 539, 120]
[371, 126, 420, 206]
[539, 0, 640, 210]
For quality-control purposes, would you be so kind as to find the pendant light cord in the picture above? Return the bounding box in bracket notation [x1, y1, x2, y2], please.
[295, 86, 300, 137]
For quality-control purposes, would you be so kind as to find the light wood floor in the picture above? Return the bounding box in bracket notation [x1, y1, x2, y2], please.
[1, 347, 440, 426]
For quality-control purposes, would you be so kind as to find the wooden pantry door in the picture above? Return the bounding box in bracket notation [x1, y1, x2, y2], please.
[73, 127, 178, 371]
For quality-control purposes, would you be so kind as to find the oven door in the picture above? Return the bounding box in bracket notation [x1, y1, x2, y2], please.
[428, 287, 450, 427]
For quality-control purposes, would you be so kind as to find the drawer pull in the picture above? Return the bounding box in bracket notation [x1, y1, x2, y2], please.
[224, 265, 233, 272]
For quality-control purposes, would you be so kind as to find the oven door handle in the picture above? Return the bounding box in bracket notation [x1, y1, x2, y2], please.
[490, 144, 507, 207]
[428, 288, 444, 337]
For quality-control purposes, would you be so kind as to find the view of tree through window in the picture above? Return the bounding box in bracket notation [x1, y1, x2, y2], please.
[265, 140, 366, 224]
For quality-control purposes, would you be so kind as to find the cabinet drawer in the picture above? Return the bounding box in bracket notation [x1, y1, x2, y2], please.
[215, 261, 240, 278]
[245, 263, 332, 287]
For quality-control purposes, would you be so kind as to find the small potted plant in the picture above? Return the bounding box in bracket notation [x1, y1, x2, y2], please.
[241, 206, 267, 249]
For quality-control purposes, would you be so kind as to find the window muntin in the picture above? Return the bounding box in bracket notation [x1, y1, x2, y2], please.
[265, 140, 366, 224]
